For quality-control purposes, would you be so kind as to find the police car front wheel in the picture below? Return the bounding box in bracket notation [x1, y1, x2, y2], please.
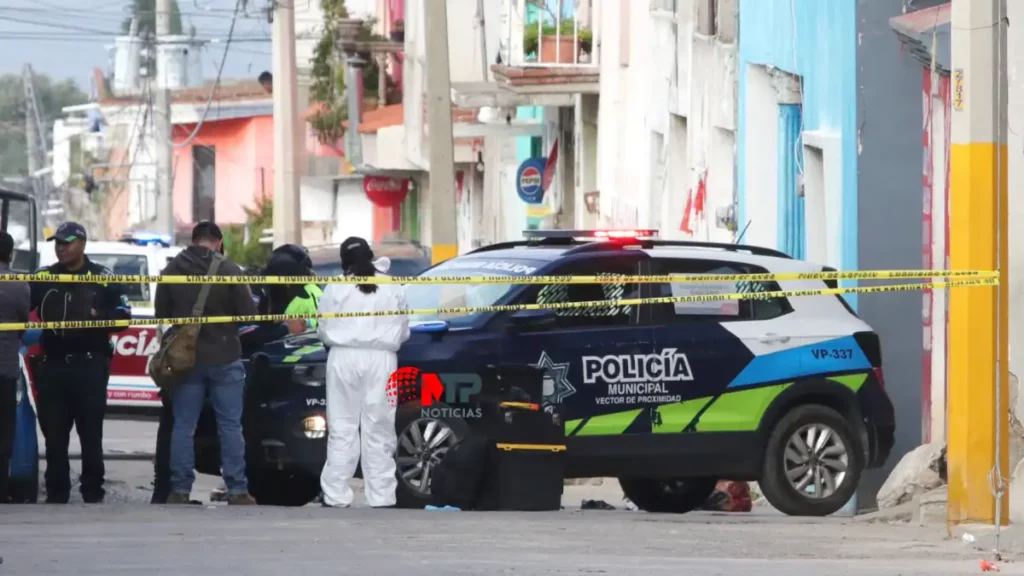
[759, 404, 863, 516]
[394, 404, 472, 509]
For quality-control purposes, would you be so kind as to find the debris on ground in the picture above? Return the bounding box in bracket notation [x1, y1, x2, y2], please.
[980, 559, 1000, 572]
[581, 499, 616, 510]
[876, 442, 946, 509]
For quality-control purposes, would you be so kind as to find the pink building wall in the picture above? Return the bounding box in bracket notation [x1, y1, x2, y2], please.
[171, 115, 275, 226]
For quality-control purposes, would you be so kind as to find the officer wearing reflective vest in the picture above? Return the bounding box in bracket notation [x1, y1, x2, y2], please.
[30, 222, 131, 504]
[238, 244, 321, 354]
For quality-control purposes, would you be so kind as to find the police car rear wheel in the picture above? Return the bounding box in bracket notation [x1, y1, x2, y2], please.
[618, 477, 718, 514]
[760, 404, 862, 516]
[394, 404, 471, 509]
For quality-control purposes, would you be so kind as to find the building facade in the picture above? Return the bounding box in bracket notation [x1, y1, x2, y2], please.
[595, 0, 738, 240]
[738, 0, 943, 508]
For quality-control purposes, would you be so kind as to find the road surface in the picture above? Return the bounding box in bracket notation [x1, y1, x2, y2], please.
[5, 420, 1012, 575]
[1, 460, 1015, 575]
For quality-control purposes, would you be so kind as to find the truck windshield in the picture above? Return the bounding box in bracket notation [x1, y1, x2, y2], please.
[0, 192, 37, 272]
[404, 257, 548, 325]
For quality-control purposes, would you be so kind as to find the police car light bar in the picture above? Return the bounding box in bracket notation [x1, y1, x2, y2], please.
[119, 232, 172, 247]
[522, 229, 659, 240]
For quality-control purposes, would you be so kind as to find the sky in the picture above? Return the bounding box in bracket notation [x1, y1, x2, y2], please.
[0, 0, 276, 93]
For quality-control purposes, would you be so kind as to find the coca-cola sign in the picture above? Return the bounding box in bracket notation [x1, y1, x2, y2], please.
[363, 176, 411, 208]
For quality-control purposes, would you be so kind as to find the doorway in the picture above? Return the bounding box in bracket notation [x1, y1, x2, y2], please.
[192, 145, 216, 223]
[777, 104, 805, 259]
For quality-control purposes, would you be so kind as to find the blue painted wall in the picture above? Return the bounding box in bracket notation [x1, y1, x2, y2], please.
[737, 0, 858, 305]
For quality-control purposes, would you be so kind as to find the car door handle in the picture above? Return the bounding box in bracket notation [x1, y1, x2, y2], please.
[759, 333, 791, 344]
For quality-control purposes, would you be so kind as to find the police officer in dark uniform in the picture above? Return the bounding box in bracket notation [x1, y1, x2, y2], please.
[31, 222, 132, 504]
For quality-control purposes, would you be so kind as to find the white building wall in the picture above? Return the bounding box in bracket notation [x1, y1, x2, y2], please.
[596, 0, 737, 239]
[404, 0, 487, 170]
[596, 0, 650, 227]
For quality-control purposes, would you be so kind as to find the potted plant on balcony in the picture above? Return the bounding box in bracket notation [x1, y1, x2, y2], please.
[522, 19, 592, 64]
[390, 19, 404, 43]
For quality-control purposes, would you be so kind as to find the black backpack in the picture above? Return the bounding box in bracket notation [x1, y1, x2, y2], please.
[429, 434, 494, 510]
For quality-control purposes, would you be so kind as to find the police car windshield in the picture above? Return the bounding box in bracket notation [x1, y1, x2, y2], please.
[87, 254, 150, 302]
[405, 257, 546, 323]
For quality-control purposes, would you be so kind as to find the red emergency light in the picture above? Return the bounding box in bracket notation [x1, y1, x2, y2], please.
[522, 229, 659, 242]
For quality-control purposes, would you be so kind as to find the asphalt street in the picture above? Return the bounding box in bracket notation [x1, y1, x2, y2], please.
[3, 420, 1015, 575]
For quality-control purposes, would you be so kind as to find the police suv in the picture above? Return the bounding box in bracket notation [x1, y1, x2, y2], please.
[198, 229, 895, 516]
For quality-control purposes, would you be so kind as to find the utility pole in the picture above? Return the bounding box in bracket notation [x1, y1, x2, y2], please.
[271, 0, 302, 246]
[423, 0, 458, 264]
[947, 0, 1009, 526]
[23, 64, 52, 232]
[154, 0, 175, 238]
[476, 0, 489, 80]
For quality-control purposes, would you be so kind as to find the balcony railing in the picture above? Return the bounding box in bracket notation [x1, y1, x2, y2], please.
[507, 0, 597, 67]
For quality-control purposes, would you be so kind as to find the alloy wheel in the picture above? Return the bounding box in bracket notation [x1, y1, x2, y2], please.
[783, 423, 849, 499]
[395, 418, 458, 494]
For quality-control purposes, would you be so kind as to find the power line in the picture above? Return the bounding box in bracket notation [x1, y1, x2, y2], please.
[168, 0, 244, 148]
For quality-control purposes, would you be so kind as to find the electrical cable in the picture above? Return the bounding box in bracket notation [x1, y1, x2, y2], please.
[165, 0, 245, 148]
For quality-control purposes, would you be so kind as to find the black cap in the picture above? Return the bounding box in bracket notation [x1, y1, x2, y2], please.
[272, 243, 312, 268]
[340, 236, 373, 266]
[47, 221, 87, 242]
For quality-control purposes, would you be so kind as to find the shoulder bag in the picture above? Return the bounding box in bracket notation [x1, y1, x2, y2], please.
[149, 254, 225, 395]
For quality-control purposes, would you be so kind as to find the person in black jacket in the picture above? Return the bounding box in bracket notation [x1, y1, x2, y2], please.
[152, 222, 259, 505]
[158, 222, 260, 505]
[0, 231, 29, 504]
[30, 222, 131, 504]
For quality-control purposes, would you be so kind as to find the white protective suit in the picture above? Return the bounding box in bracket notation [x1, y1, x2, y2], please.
[317, 258, 411, 507]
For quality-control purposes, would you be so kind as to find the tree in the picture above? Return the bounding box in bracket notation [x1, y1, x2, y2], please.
[121, 0, 184, 38]
[0, 73, 88, 177]
[223, 195, 274, 268]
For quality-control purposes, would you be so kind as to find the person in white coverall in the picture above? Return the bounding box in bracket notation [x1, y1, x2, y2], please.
[317, 236, 411, 508]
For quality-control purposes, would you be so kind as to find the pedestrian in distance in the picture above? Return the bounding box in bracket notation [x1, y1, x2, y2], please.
[154, 221, 259, 505]
[0, 230, 29, 504]
[317, 237, 411, 508]
[30, 222, 132, 504]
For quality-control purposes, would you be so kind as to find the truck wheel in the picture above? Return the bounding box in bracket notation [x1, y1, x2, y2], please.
[618, 477, 717, 513]
[394, 403, 471, 509]
[248, 468, 321, 507]
[759, 404, 862, 516]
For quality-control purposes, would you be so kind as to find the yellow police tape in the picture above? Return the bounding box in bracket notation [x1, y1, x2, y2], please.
[0, 269, 1000, 286]
[0, 277, 997, 332]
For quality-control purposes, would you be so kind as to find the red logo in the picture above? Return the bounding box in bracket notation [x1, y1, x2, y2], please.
[386, 367, 444, 408]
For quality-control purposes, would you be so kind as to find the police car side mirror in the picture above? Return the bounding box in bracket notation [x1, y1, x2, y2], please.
[508, 308, 556, 331]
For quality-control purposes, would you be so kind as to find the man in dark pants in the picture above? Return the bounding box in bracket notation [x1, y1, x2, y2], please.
[0, 231, 30, 503]
[31, 222, 131, 504]
[151, 243, 311, 504]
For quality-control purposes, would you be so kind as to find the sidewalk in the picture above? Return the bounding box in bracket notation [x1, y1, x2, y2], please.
[38, 417, 158, 459]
